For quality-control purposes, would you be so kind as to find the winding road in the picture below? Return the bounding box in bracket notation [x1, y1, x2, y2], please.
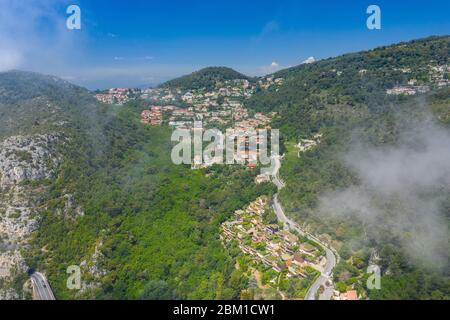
[30, 272, 56, 300]
[268, 155, 338, 300]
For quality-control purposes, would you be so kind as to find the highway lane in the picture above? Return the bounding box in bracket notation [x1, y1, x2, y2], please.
[269, 155, 338, 300]
[31, 272, 56, 300]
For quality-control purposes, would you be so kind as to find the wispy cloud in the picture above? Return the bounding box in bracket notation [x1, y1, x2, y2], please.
[318, 118, 450, 270]
[0, 0, 81, 73]
[251, 20, 280, 43]
[261, 20, 280, 35]
[0, 47, 22, 71]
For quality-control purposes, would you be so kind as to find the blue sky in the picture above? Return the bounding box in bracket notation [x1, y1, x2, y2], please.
[0, 0, 449, 89]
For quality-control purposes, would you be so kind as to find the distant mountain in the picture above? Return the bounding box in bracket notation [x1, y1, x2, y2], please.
[0, 70, 82, 103]
[0, 70, 96, 139]
[160, 66, 252, 90]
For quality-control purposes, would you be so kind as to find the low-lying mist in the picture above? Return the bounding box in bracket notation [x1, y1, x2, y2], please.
[319, 116, 450, 270]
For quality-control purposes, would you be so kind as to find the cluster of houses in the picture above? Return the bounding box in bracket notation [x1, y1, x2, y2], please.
[334, 290, 359, 300]
[178, 82, 255, 126]
[221, 197, 325, 279]
[140, 105, 274, 156]
[297, 133, 323, 153]
[387, 64, 449, 96]
[140, 105, 198, 127]
[255, 174, 270, 184]
[140, 106, 163, 125]
[139, 77, 279, 129]
[190, 128, 275, 170]
[169, 108, 196, 127]
[386, 85, 430, 96]
[141, 79, 255, 105]
[430, 64, 450, 87]
[141, 88, 179, 103]
[95, 88, 133, 105]
[257, 77, 284, 90]
[233, 112, 274, 131]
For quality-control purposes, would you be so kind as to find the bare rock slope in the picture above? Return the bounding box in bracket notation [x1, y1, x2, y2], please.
[0, 134, 60, 299]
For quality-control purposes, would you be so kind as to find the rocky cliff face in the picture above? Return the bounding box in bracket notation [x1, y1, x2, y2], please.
[0, 133, 60, 299]
[0, 134, 60, 187]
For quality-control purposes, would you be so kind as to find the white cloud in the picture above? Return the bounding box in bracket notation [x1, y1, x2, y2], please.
[258, 61, 283, 75]
[301, 56, 316, 64]
[261, 20, 279, 35]
[0, 0, 81, 73]
[251, 20, 280, 43]
[319, 120, 450, 269]
[0, 47, 22, 71]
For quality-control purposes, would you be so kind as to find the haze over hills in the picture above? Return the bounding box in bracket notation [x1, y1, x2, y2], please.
[0, 35, 449, 300]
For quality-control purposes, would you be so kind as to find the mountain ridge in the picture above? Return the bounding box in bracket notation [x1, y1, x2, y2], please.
[160, 66, 253, 90]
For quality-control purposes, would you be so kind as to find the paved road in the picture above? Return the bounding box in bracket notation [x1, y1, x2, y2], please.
[31, 272, 56, 300]
[269, 155, 338, 300]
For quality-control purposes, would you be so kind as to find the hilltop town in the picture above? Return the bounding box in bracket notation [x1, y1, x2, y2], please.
[95, 75, 281, 131]
[95, 75, 282, 170]
[95, 88, 139, 105]
[138, 77, 279, 130]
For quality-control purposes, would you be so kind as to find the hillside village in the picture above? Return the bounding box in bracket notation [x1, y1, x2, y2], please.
[137, 76, 281, 169]
[95, 75, 282, 132]
[95, 88, 139, 105]
[386, 64, 449, 95]
[138, 78, 279, 130]
[220, 196, 325, 299]
[94, 62, 449, 126]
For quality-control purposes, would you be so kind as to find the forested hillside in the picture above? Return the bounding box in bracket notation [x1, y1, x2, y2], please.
[246, 36, 449, 137]
[246, 36, 450, 299]
[0, 35, 448, 300]
[0, 71, 273, 299]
